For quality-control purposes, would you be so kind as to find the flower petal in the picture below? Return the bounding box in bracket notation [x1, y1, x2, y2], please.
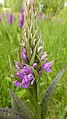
[13, 80, 22, 88]
[42, 61, 53, 72]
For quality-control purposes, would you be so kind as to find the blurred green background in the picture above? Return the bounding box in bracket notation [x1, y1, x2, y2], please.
[0, 0, 67, 118]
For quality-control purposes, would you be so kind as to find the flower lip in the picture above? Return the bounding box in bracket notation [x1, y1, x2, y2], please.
[42, 61, 53, 72]
[13, 80, 22, 88]
[16, 70, 26, 80]
[22, 73, 35, 88]
[23, 66, 33, 74]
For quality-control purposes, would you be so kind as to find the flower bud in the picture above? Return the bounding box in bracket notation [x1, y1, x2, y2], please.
[22, 48, 27, 62]
[41, 52, 47, 60]
[32, 63, 38, 68]
[37, 46, 43, 53]
[18, 10, 24, 28]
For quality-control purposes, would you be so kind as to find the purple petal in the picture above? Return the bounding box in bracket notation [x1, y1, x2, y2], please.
[22, 48, 27, 62]
[14, 61, 20, 70]
[13, 80, 22, 88]
[22, 52, 27, 61]
[32, 63, 38, 68]
[17, 70, 26, 80]
[22, 75, 30, 88]
[22, 47, 26, 53]
[18, 12, 24, 28]
[28, 73, 34, 80]
[22, 74, 35, 88]
[42, 61, 53, 72]
[18, 22, 23, 28]
[41, 52, 47, 60]
[23, 66, 33, 74]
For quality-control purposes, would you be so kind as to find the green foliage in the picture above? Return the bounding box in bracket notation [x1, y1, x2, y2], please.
[41, 65, 67, 119]
[0, 89, 33, 119]
[0, 15, 20, 107]
[0, 5, 67, 119]
[38, 0, 65, 16]
[0, 66, 66, 119]
[3, 0, 23, 12]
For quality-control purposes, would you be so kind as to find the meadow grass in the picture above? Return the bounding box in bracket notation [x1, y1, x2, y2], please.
[38, 8, 67, 118]
[0, 8, 67, 118]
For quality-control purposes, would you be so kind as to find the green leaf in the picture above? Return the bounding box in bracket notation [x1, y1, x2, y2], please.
[35, 54, 43, 71]
[26, 38, 31, 60]
[9, 89, 33, 119]
[17, 89, 26, 98]
[0, 89, 33, 119]
[30, 39, 40, 66]
[41, 65, 67, 119]
[31, 30, 38, 47]
[0, 108, 21, 119]
[60, 106, 67, 119]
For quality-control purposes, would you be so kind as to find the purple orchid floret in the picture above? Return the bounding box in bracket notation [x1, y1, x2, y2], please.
[13, 80, 22, 88]
[7, 13, 13, 25]
[13, 64, 35, 88]
[23, 66, 33, 74]
[41, 52, 47, 60]
[14, 61, 24, 70]
[42, 61, 53, 72]
[18, 10, 24, 28]
[22, 74, 35, 88]
[17, 70, 26, 80]
[32, 63, 38, 68]
[22, 75, 30, 88]
[14, 61, 20, 70]
[22, 52, 27, 62]
[22, 47, 27, 62]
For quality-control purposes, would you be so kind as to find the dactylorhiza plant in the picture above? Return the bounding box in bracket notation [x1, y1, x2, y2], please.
[0, 1, 67, 119]
[13, 0, 53, 90]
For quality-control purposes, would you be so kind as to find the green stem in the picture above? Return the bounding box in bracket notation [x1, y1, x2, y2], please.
[29, 80, 41, 119]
